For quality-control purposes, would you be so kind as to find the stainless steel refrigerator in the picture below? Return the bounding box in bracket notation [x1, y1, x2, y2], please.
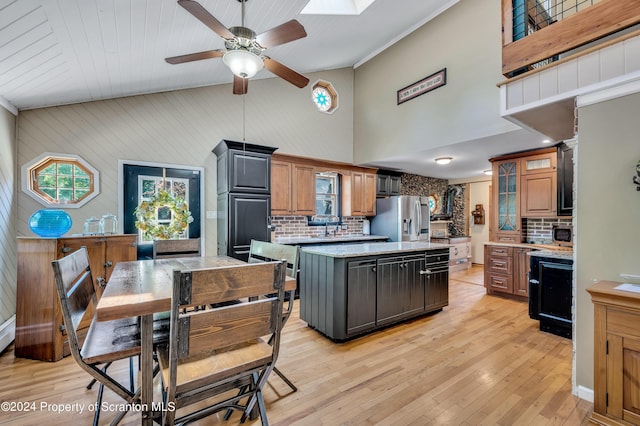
[370, 195, 430, 242]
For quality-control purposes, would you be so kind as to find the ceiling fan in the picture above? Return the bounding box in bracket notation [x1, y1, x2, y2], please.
[165, 0, 310, 95]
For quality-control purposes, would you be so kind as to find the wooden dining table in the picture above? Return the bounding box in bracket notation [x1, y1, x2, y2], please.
[95, 256, 295, 425]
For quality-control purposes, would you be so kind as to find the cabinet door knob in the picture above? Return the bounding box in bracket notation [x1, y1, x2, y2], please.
[372, 267, 376, 272]
[61, 246, 73, 254]
[420, 269, 432, 275]
[104, 260, 113, 268]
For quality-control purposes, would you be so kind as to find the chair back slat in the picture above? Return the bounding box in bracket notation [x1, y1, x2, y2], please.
[52, 247, 96, 337]
[248, 240, 299, 278]
[153, 238, 201, 259]
[187, 262, 280, 307]
[179, 299, 276, 358]
[171, 260, 286, 359]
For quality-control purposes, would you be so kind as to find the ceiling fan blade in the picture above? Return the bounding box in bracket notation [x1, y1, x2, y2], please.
[178, 0, 235, 40]
[233, 75, 248, 95]
[255, 20, 307, 49]
[165, 49, 224, 64]
[263, 58, 309, 88]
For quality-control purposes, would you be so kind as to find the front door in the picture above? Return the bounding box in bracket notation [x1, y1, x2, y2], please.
[123, 164, 201, 259]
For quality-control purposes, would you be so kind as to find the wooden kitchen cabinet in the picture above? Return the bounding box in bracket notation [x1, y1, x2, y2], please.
[520, 152, 557, 217]
[15, 235, 137, 361]
[345, 171, 376, 216]
[587, 281, 640, 426]
[270, 159, 315, 215]
[491, 158, 521, 242]
[484, 243, 538, 300]
[376, 171, 401, 197]
[490, 147, 558, 242]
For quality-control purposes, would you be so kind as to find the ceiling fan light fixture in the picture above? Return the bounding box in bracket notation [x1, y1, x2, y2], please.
[223, 49, 263, 79]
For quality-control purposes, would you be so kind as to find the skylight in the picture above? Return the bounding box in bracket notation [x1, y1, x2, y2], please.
[301, 0, 376, 15]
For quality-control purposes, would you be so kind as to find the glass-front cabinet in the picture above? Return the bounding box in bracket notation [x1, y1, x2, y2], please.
[492, 159, 521, 242]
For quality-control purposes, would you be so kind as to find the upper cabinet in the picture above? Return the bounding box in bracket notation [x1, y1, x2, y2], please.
[376, 171, 401, 197]
[271, 153, 376, 217]
[345, 171, 376, 217]
[520, 152, 558, 217]
[490, 147, 564, 242]
[557, 142, 574, 216]
[213, 140, 277, 195]
[271, 159, 315, 215]
[491, 158, 521, 243]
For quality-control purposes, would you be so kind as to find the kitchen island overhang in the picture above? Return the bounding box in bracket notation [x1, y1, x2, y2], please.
[299, 241, 451, 341]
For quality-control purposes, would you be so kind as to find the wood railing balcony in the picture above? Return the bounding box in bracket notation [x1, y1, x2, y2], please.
[502, 0, 640, 77]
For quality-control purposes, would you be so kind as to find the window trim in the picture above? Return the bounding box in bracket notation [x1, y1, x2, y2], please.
[21, 152, 100, 208]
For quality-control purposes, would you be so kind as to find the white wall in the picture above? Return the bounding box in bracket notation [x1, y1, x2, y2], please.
[16, 68, 354, 256]
[468, 180, 491, 264]
[575, 92, 640, 390]
[0, 105, 17, 352]
[353, 0, 522, 166]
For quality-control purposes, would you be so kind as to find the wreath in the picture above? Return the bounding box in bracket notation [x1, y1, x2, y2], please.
[134, 189, 193, 240]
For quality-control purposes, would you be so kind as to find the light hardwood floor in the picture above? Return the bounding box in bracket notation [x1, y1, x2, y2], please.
[0, 265, 592, 425]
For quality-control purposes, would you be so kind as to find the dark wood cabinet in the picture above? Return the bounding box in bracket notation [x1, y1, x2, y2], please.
[300, 248, 449, 341]
[346, 259, 377, 335]
[376, 172, 401, 197]
[425, 250, 449, 311]
[557, 142, 574, 216]
[376, 254, 425, 325]
[213, 140, 276, 261]
[15, 235, 137, 361]
[217, 193, 270, 262]
[213, 140, 276, 195]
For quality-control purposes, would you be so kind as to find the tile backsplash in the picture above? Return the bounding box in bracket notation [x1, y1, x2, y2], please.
[271, 216, 365, 238]
[522, 217, 573, 243]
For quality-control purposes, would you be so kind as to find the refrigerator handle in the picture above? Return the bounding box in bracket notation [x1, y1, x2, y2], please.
[415, 200, 421, 239]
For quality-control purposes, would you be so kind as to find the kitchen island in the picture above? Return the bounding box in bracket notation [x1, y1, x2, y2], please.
[299, 241, 450, 341]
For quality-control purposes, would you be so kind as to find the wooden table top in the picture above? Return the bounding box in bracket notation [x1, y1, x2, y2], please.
[96, 256, 295, 322]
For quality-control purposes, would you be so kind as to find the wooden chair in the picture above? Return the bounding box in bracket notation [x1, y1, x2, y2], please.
[247, 239, 300, 392]
[152, 238, 201, 259]
[52, 248, 143, 426]
[156, 260, 287, 426]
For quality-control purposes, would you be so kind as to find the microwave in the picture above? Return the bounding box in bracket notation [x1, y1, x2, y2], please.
[552, 224, 573, 246]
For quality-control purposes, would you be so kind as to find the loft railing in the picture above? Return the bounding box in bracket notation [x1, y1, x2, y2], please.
[502, 0, 640, 77]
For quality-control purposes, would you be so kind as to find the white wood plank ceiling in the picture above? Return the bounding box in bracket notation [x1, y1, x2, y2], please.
[0, 0, 459, 111]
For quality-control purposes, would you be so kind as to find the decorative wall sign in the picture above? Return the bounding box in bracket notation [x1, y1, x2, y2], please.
[397, 68, 447, 105]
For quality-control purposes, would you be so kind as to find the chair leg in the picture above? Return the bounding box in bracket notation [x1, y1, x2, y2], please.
[87, 361, 112, 389]
[272, 366, 297, 392]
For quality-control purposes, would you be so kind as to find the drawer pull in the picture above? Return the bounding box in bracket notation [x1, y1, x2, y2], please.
[420, 269, 432, 275]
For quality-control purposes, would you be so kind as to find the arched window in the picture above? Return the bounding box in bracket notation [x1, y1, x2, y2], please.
[22, 153, 100, 208]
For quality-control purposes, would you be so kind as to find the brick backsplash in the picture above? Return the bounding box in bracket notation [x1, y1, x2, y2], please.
[271, 215, 365, 238]
[522, 217, 573, 243]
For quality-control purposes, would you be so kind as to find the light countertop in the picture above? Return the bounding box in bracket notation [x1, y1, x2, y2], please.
[484, 241, 573, 252]
[273, 234, 388, 245]
[527, 249, 574, 261]
[301, 241, 450, 258]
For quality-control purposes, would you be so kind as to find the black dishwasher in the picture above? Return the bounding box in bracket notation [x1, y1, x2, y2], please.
[528, 254, 573, 339]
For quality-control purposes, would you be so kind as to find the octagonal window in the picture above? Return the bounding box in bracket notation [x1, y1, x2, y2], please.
[22, 153, 100, 208]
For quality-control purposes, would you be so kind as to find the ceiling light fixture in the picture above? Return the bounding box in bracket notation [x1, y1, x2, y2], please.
[542, 139, 552, 144]
[483, 169, 493, 175]
[435, 157, 452, 165]
[222, 49, 264, 79]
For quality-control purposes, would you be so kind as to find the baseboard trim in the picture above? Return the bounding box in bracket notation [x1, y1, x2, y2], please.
[0, 315, 16, 354]
[577, 385, 594, 403]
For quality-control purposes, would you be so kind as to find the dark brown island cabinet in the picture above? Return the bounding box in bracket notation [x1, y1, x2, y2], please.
[299, 242, 449, 341]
